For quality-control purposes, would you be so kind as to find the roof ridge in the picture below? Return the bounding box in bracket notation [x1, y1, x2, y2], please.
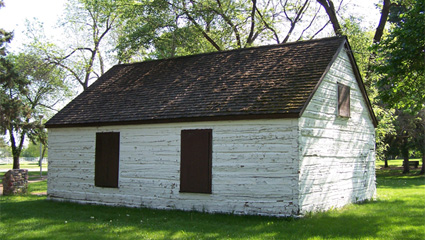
[117, 36, 347, 67]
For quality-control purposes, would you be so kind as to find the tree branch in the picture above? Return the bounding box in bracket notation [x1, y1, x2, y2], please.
[316, 0, 342, 36]
[373, 0, 391, 43]
[214, 0, 241, 48]
[256, 8, 280, 43]
[297, 5, 321, 41]
[47, 60, 85, 88]
[282, 0, 310, 43]
[171, 1, 222, 51]
[246, 0, 257, 46]
[310, 20, 331, 39]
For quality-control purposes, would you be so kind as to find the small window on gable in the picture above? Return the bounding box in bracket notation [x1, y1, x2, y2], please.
[180, 129, 212, 194]
[95, 132, 120, 188]
[338, 83, 350, 118]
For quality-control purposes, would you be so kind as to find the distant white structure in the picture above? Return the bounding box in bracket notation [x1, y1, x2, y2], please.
[0, 157, 46, 165]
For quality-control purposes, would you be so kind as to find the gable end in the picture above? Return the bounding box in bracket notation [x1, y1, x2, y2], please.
[299, 38, 377, 127]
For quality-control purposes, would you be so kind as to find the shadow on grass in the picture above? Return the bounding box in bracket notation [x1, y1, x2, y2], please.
[376, 169, 425, 189]
[0, 195, 423, 240]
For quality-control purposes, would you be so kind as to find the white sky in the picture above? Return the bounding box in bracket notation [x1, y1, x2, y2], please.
[0, 0, 66, 50]
[0, 0, 382, 52]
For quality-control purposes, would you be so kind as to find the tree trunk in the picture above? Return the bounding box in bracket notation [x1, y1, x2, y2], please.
[420, 151, 425, 174]
[373, 0, 392, 44]
[420, 133, 425, 174]
[384, 158, 389, 168]
[316, 0, 342, 36]
[365, 0, 392, 86]
[402, 137, 410, 174]
[8, 125, 26, 170]
[12, 155, 20, 169]
[402, 154, 410, 174]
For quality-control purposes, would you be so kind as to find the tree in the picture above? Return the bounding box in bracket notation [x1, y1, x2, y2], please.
[1, 53, 69, 169]
[374, 0, 425, 113]
[33, 0, 119, 91]
[372, 0, 391, 44]
[413, 110, 425, 174]
[372, 0, 425, 174]
[326, 1, 423, 173]
[383, 110, 424, 174]
[395, 110, 415, 174]
[116, 0, 346, 61]
[117, 0, 268, 60]
[1, 0, 17, 132]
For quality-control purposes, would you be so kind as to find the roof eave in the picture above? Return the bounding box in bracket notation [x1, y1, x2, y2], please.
[45, 112, 301, 128]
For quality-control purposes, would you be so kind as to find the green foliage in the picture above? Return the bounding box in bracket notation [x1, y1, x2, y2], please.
[341, 17, 396, 162]
[340, 17, 373, 80]
[20, 142, 39, 158]
[21, 141, 48, 158]
[116, 0, 242, 61]
[115, 0, 175, 61]
[374, 0, 425, 113]
[1, 51, 69, 168]
[369, 0, 425, 171]
[373, 106, 396, 161]
[0, 1, 12, 58]
[115, 0, 336, 62]
[0, 11, 28, 139]
[1, 170, 424, 239]
[0, 137, 11, 157]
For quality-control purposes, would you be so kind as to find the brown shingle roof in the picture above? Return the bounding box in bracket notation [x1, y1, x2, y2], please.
[46, 36, 368, 128]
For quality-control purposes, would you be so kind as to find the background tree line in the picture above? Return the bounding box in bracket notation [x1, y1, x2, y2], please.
[1, 0, 424, 173]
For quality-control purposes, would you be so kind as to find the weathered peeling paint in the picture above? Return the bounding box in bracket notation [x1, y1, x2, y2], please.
[48, 119, 300, 216]
[298, 50, 376, 214]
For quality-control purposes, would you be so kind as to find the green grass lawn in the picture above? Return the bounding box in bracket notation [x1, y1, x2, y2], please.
[376, 158, 422, 169]
[0, 168, 424, 239]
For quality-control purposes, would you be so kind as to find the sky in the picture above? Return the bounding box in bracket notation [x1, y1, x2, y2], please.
[0, 0, 382, 52]
[0, 0, 66, 50]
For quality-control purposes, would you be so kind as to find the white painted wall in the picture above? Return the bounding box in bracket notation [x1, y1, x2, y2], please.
[298, 49, 376, 214]
[47, 119, 300, 216]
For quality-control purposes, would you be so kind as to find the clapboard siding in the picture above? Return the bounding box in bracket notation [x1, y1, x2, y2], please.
[298, 49, 376, 214]
[48, 119, 300, 216]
